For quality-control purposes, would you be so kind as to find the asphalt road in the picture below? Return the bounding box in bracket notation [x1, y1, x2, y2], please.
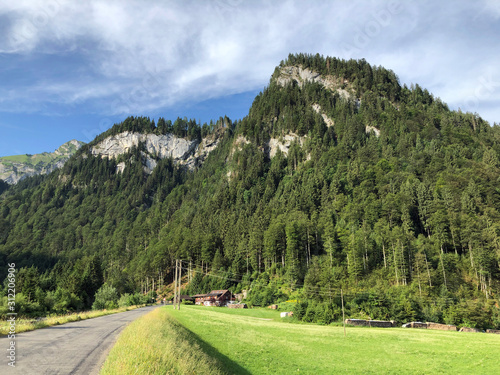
[1, 304, 160, 375]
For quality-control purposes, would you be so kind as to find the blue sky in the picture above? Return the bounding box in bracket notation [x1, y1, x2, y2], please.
[1, 0, 500, 157]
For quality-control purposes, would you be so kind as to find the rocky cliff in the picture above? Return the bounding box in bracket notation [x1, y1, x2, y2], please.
[0, 140, 85, 184]
[90, 130, 222, 173]
[276, 65, 354, 100]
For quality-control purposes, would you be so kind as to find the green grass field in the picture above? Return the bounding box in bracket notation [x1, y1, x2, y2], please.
[101, 305, 500, 374]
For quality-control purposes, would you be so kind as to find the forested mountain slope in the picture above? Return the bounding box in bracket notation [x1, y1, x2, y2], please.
[1, 54, 500, 328]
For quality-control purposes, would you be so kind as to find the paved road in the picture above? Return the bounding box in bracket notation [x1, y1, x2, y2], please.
[1, 304, 160, 374]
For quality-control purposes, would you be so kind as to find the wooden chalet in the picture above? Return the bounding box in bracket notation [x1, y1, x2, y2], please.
[193, 290, 234, 307]
[192, 293, 207, 304]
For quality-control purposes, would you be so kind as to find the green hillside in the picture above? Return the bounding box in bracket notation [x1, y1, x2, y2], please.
[1, 54, 500, 329]
[0, 140, 85, 184]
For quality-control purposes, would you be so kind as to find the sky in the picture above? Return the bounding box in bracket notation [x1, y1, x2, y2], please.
[1, 0, 500, 157]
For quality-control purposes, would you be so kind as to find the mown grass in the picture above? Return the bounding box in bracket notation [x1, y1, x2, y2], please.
[100, 307, 240, 375]
[102, 305, 500, 374]
[0, 305, 144, 335]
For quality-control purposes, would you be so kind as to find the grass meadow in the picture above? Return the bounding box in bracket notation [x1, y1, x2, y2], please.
[101, 305, 500, 374]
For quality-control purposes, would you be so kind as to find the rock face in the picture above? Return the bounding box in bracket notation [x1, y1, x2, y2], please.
[365, 125, 381, 137]
[90, 131, 222, 174]
[91, 132, 196, 161]
[311, 103, 335, 128]
[184, 130, 222, 169]
[91, 125, 308, 177]
[276, 66, 354, 100]
[268, 133, 306, 158]
[0, 140, 84, 184]
[230, 133, 306, 159]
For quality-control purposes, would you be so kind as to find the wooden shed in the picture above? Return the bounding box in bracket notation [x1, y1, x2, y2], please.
[459, 327, 482, 333]
[345, 319, 395, 328]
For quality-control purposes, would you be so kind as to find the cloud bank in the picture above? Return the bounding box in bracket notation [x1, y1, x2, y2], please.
[0, 0, 499, 124]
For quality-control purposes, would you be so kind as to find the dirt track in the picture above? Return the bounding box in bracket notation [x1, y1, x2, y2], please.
[1, 305, 159, 374]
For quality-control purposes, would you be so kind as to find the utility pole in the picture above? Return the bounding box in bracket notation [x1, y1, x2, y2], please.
[177, 259, 181, 310]
[174, 259, 178, 309]
[341, 289, 346, 337]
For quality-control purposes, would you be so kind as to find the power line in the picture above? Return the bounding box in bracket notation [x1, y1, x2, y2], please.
[177, 259, 459, 303]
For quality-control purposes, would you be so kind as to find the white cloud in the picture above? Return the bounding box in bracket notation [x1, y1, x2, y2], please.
[480, 0, 500, 19]
[0, 0, 499, 124]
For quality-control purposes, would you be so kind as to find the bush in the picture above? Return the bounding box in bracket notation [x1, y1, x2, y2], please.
[492, 303, 500, 329]
[118, 293, 131, 307]
[50, 288, 83, 313]
[293, 301, 308, 320]
[145, 290, 157, 305]
[92, 284, 118, 310]
[118, 293, 144, 307]
[315, 302, 338, 325]
[0, 293, 45, 318]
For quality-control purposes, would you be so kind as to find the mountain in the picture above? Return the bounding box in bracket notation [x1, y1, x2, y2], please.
[0, 140, 85, 184]
[1, 53, 499, 329]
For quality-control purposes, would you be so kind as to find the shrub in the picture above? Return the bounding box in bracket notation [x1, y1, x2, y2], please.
[51, 288, 83, 313]
[92, 284, 118, 310]
[303, 301, 318, 323]
[315, 302, 337, 325]
[293, 301, 308, 320]
[118, 293, 131, 307]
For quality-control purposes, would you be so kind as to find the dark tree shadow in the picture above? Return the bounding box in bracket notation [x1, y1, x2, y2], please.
[171, 317, 252, 375]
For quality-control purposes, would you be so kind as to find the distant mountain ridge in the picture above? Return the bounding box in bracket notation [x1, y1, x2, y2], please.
[0, 139, 85, 184]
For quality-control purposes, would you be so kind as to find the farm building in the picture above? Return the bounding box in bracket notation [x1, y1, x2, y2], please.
[171, 295, 194, 304]
[402, 322, 457, 331]
[193, 290, 235, 307]
[345, 319, 395, 328]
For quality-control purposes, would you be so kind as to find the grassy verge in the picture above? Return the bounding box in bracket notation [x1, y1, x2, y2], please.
[0, 305, 145, 335]
[100, 307, 237, 375]
[103, 305, 500, 374]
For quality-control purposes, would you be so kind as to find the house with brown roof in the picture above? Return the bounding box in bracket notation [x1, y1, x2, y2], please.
[193, 290, 234, 306]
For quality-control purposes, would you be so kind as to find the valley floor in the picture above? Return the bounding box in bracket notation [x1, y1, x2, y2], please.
[101, 305, 500, 374]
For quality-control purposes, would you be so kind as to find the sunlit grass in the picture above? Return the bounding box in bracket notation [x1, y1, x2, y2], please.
[0, 305, 144, 335]
[109, 305, 500, 374]
[100, 307, 228, 375]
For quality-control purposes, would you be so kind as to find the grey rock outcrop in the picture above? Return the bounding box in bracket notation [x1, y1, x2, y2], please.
[268, 133, 307, 158]
[91, 132, 196, 161]
[311, 103, 335, 128]
[276, 66, 354, 100]
[91, 131, 222, 174]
